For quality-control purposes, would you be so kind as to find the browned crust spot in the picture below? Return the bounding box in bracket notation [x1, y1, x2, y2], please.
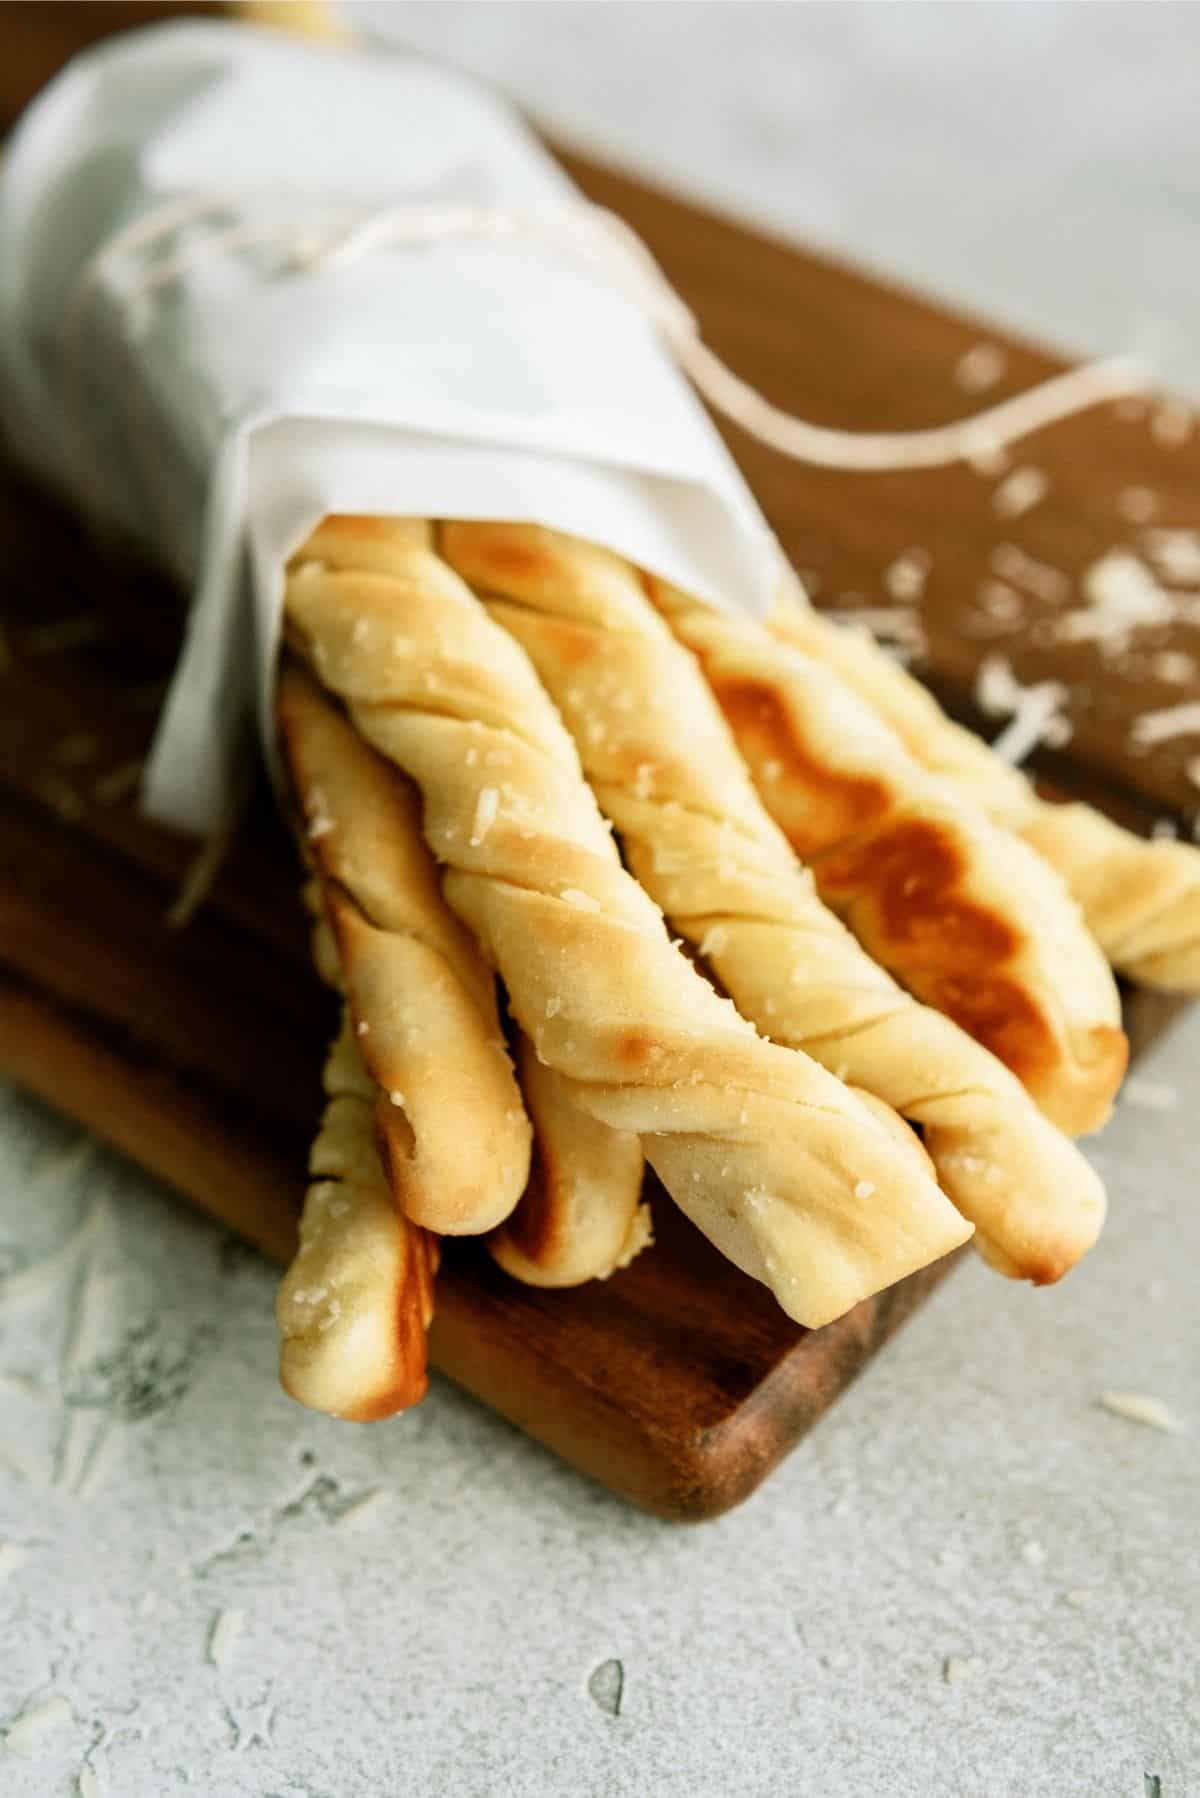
[345, 1226, 439, 1421]
[815, 820, 1067, 1090]
[445, 525, 554, 588]
[496, 1139, 558, 1266]
[709, 676, 890, 853]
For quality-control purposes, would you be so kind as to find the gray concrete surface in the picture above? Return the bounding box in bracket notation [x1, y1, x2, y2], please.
[3, 6, 1198, 1794]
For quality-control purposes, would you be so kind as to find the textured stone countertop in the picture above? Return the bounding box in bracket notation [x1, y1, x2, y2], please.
[2, 6, 1198, 1795]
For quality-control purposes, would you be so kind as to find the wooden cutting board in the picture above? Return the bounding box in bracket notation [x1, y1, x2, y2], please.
[0, 138, 1194, 1521]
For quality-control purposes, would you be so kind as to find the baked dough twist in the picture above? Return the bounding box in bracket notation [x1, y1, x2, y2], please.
[277, 663, 531, 1234]
[284, 515, 972, 1329]
[489, 1036, 651, 1287]
[771, 594, 1200, 991]
[636, 576, 1125, 1135]
[442, 521, 1106, 1281]
[276, 1012, 439, 1419]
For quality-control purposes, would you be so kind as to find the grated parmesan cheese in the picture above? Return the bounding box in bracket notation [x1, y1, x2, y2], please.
[469, 786, 499, 847]
[1151, 650, 1197, 686]
[1097, 1392, 1180, 1432]
[1132, 702, 1200, 748]
[954, 342, 1007, 393]
[1150, 399, 1193, 447]
[992, 466, 1049, 518]
[4, 1695, 74, 1756]
[1142, 528, 1200, 584]
[977, 580, 1025, 623]
[1056, 550, 1180, 652]
[976, 655, 1070, 766]
[991, 542, 1070, 604]
[883, 549, 931, 603]
[334, 1488, 392, 1529]
[208, 1606, 244, 1671]
[698, 925, 730, 958]
[166, 815, 236, 930]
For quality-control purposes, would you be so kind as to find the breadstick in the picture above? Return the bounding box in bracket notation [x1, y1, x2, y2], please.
[276, 1012, 439, 1419]
[441, 521, 1106, 1282]
[277, 663, 532, 1234]
[770, 596, 1200, 990]
[635, 576, 1125, 1136]
[489, 1036, 651, 1287]
[284, 515, 972, 1330]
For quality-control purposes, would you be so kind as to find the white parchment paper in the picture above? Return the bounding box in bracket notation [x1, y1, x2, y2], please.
[0, 20, 776, 832]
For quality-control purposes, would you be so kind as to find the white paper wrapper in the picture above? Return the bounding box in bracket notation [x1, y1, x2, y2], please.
[0, 19, 777, 833]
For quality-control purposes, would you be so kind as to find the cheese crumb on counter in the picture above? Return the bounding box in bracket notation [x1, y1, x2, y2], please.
[4, 1694, 74, 1756]
[1097, 1392, 1180, 1433]
[208, 1606, 245, 1671]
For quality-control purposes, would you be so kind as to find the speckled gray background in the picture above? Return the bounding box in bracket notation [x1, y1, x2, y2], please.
[3, 6, 1198, 1795]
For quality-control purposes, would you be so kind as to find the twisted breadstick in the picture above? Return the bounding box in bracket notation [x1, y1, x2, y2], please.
[278, 664, 531, 1234]
[770, 595, 1200, 990]
[442, 521, 1106, 1282]
[276, 1012, 439, 1419]
[490, 1036, 651, 1287]
[633, 576, 1124, 1136]
[284, 515, 972, 1329]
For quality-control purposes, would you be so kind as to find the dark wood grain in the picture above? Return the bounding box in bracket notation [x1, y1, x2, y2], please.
[1, 31, 1196, 1519]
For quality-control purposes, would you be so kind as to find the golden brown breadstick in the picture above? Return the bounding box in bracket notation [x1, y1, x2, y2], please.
[276, 1012, 439, 1420]
[639, 575, 1125, 1136]
[277, 663, 532, 1235]
[489, 1036, 651, 1288]
[770, 596, 1200, 990]
[283, 514, 972, 1330]
[441, 521, 1106, 1282]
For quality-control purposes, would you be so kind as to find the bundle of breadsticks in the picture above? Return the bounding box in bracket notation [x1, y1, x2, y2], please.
[5, 23, 1199, 1428]
[271, 513, 1200, 1421]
